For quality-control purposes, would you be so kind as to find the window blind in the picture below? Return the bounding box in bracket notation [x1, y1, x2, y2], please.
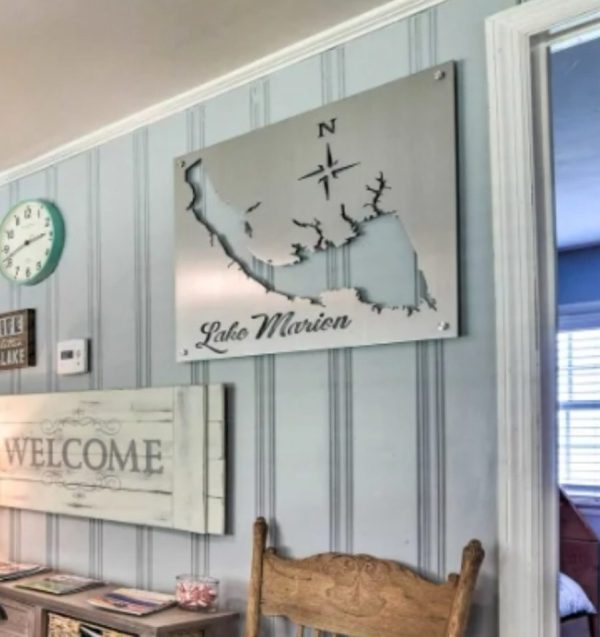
[559, 328, 600, 490]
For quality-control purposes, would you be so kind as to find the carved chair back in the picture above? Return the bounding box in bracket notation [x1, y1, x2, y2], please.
[244, 517, 484, 637]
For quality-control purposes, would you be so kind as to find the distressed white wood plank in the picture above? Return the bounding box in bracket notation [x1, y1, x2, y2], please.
[0, 479, 173, 526]
[208, 460, 225, 499]
[0, 385, 225, 534]
[208, 419, 225, 461]
[0, 461, 173, 493]
[207, 497, 225, 536]
[172, 385, 207, 533]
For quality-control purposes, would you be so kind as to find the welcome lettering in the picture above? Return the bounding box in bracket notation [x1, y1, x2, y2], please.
[3, 437, 164, 474]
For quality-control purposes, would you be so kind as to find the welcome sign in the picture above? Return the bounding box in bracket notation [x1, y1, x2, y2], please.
[0, 385, 226, 534]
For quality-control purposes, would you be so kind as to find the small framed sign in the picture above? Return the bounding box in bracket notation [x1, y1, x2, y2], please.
[0, 309, 35, 370]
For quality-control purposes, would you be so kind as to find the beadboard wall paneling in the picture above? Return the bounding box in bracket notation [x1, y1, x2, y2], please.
[0, 0, 514, 634]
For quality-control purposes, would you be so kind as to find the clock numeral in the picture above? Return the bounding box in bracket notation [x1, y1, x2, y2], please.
[45, 248, 50, 256]
[2, 245, 9, 254]
[24, 207, 32, 219]
[6, 230, 14, 239]
[15, 266, 20, 277]
[44, 218, 50, 228]
[36, 262, 41, 271]
[25, 267, 31, 279]
[49, 231, 53, 238]
[14, 216, 20, 226]
[6, 258, 12, 268]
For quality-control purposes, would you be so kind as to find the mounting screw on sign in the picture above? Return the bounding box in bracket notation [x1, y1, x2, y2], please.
[437, 321, 450, 332]
[178, 159, 186, 168]
[180, 348, 189, 357]
[434, 70, 446, 81]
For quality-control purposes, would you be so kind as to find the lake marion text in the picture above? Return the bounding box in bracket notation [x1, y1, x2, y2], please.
[195, 311, 352, 354]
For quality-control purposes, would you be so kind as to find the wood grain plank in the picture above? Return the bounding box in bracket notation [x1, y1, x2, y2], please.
[172, 386, 206, 533]
[0, 385, 225, 534]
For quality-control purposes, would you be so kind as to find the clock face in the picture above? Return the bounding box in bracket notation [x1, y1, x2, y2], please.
[0, 200, 65, 285]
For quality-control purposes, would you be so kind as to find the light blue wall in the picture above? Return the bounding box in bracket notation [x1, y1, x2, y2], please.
[0, 1, 512, 634]
[558, 247, 600, 306]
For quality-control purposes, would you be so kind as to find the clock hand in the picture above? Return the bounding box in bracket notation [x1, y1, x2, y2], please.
[27, 233, 46, 245]
[3, 233, 46, 261]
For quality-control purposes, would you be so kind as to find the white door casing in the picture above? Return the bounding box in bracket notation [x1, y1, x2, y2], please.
[487, 1, 600, 636]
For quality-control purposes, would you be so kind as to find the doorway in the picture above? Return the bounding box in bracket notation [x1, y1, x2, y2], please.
[552, 28, 600, 637]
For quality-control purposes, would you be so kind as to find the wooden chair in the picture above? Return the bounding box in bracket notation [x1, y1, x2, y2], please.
[244, 517, 484, 637]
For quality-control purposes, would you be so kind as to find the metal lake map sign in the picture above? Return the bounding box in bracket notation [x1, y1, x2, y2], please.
[0, 385, 226, 534]
[175, 63, 458, 361]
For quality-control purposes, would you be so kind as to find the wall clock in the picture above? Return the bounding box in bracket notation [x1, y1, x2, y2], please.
[0, 199, 65, 285]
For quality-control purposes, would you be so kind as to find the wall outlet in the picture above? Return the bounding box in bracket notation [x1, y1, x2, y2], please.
[57, 339, 89, 375]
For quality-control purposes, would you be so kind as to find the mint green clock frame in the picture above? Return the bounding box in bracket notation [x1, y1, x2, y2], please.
[0, 199, 65, 286]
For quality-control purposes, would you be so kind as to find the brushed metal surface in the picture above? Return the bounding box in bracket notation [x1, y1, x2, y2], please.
[175, 62, 458, 361]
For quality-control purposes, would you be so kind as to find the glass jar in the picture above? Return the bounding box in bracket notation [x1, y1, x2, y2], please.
[175, 574, 219, 612]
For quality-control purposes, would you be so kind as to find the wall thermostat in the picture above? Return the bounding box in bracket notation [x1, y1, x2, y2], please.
[57, 339, 89, 375]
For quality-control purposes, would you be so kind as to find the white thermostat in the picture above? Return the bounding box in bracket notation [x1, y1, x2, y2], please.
[57, 339, 89, 375]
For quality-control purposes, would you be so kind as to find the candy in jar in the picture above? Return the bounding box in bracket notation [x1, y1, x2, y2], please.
[175, 575, 219, 611]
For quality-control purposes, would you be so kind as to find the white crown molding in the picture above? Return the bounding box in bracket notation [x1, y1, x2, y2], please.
[487, 1, 600, 636]
[0, 0, 445, 187]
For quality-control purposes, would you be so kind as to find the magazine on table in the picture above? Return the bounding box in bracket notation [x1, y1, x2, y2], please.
[0, 561, 46, 581]
[16, 573, 103, 595]
[87, 588, 176, 616]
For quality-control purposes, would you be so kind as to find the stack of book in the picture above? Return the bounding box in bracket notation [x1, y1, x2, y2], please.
[16, 574, 103, 595]
[87, 589, 176, 616]
[0, 561, 46, 582]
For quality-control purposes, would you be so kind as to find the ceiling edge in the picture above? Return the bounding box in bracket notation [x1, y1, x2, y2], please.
[0, 0, 445, 187]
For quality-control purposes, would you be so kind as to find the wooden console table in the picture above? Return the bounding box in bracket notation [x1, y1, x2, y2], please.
[0, 573, 237, 637]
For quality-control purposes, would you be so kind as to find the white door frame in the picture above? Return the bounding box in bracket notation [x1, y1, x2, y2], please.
[487, 1, 600, 635]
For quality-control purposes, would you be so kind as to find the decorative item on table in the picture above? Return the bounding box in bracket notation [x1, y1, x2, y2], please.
[175, 575, 219, 611]
[87, 588, 176, 616]
[0, 561, 46, 581]
[16, 573, 103, 595]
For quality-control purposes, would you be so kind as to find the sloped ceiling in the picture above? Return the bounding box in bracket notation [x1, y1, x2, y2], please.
[0, 0, 393, 172]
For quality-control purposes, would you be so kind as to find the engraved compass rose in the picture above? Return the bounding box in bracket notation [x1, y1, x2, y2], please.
[298, 141, 360, 201]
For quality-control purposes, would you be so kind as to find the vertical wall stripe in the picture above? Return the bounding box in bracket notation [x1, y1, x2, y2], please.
[8, 182, 19, 396]
[7, 182, 20, 562]
[186, 104, 211, 577]
[322, 49, 339, 553]
[434, 341, 446, 577]
[9, 509, 20, 562]
[86, 148, 103, 579]
[416, 342, 430, 571]
[88, 519, 103, 579]
[133, 128, 151, 389]
[249, 80, 277, 637]
[135, 526, 153, 589]
[337, 46, 353, 555]
[413, 8, 446, 578]
[133, 127, 155, 588]
[250, 82, 264, 529]
[250, 81, 277, 552]
[416, 342, 446, 577]
[87, 148, 102, 390]
[45, 166, 60, 568]
[46, 514, 59, 570]
[321, 47, 353, 554]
